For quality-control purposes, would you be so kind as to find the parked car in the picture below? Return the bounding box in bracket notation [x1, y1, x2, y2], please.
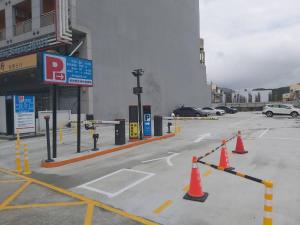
[173, 107, 208, 117]
[262, 104, 300, 118]
[201, 107, 225, 116]
[216, 106, 238, 114]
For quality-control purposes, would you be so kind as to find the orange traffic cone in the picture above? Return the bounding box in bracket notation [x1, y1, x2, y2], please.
[183, 156, 208, 202]
[219, 140, 234, 171]
[233, 131, 248, 154]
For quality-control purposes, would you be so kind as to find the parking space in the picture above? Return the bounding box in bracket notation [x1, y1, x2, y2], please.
[1, 112, 300, 225]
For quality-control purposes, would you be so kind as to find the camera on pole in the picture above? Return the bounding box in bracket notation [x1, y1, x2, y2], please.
[132, 69, 144, 140]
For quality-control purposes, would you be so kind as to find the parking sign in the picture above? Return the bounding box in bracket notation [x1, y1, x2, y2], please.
[42, 52, 93, 87]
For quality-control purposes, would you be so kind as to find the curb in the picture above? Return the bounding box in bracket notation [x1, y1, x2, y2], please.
[41, 133, 176, 168]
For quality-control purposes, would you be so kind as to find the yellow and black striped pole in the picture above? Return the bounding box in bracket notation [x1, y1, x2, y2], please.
[198, 159, 273, 225]
[263, 180, 273, 225]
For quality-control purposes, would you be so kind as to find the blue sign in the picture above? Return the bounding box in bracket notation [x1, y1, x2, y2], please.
[143, 113, 152, 136]
[14, 96, 35, 113]
[13, 96, 35, 134]
[42, 52, 93, 87]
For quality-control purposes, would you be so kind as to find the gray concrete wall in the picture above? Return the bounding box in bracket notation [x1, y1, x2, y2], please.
[75, 0, 210, 119]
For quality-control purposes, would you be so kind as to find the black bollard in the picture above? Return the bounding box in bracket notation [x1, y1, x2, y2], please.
[167, 122, 172, 133]
[92, 133, 99, 151]
[44, 116, 54, 162]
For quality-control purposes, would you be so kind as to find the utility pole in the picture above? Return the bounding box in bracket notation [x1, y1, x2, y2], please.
[132, 69, 144, 140]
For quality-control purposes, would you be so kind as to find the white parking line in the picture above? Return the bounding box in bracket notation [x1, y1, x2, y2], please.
[78, 169, 155, 198]
[141, 152, 180, 166]
[193, 133, 211, 143]
[259, 129, 269, 138]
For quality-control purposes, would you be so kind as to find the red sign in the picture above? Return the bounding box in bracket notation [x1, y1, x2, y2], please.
[43, 54, 67, 84]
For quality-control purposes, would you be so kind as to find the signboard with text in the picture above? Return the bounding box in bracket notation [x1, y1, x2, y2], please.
[42, 52, 93, 87]
[14, 96, 36, 134]
[0, 54, 37, 75]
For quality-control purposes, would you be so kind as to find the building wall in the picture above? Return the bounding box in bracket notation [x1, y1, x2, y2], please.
[75, 0, 209, 119]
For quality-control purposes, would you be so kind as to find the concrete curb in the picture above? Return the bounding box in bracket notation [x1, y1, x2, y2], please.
[41, 133, 176, 168]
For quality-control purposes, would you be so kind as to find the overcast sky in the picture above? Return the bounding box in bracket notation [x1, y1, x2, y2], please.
[199, 0, 300, 89]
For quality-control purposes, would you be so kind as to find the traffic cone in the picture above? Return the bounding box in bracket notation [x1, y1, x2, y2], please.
[23, 144, 32, 175]
[183, 156, 208, 202]
[15, 142, 22, 173]
[219, 140, 234, 171]
[232, 131, 248, 154]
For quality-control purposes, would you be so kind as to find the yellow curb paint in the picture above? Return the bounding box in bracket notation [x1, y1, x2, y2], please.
[0, 168, 158, 225]
[3, 201, 85, 210]
[0, 181, 32, 208]
[84, 202, 95, 225]
[153, 200, 173, 215]
[0, 179, 26, 183]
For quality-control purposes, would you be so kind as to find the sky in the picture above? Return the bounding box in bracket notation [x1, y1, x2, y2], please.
[199, 0, 300, 89]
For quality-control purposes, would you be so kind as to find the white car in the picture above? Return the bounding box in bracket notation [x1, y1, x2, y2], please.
[262, 104, 300, 118]
[201, 107, 225, 116]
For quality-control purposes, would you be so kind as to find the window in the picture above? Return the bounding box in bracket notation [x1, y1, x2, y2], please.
[40, 0, 56, 27]
[0, 10, 5, 41]
[13, 0, 32, 36]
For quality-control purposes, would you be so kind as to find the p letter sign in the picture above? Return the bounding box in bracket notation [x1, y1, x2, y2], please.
[42, 52, 93, 87]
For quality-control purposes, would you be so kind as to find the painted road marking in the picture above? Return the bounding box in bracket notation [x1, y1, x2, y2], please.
[183, 185, 189, 192]
[78, 169, 155, 198]
[0, 179, 26, 183]
[141, 152, 180, 166]
[0, 168, 158, 225]
[203, 169, 213, 177]
[84, 201, 95, 225]
[153, 200, 173, 214]
[259, 129, 269, 138]
[193, 133, 211, 143]
[0, 180, 32, 209]
[4, 201, 85, 210]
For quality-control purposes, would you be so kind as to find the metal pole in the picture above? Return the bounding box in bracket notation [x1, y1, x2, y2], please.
[44, 116, 53, 162]
[77, 86, 81, 153]
[52, 85, 57, 158]
[137, 75, 143, 140]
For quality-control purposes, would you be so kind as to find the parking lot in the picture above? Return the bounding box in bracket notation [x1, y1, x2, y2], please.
[0, 112, 300, 225]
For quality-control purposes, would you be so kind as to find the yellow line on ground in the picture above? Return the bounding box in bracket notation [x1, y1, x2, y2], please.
[153, 200, 173, 215]
[203, 169, 213, 177]
[0, 168, 159, 225]
[0, 179, 26, 183]
[183, 184, 189, 192]
[3, 201, 85, 210]
[93, 201, 158, 225]
[83, 202, 95, 225]
[0, 181, 32, 209]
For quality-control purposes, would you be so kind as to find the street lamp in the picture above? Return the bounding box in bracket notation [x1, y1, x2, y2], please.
[132, 69, 144, 140]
